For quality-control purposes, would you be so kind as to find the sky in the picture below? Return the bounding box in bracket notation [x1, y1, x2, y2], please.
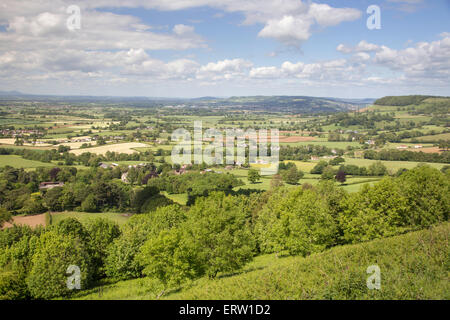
[0, 0, 449, 98]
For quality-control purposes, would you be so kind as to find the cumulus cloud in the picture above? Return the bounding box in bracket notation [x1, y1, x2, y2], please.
[374, 36, 450, 79]
[337, 40, 381, 54]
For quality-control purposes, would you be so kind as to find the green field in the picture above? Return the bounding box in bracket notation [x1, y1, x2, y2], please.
[50, 211, 131, 226]
[0, 155, 54, 168]
[73, 222, 449, 300]
[404, 132, 450, 142]
[343, 157, 446, 171]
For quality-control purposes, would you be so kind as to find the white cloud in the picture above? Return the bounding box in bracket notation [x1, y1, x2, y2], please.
[374, 36, 450, 79]
[337, 40, 380, 54]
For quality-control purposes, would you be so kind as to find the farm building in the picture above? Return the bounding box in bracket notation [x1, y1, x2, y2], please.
[39, 182, 65, 190]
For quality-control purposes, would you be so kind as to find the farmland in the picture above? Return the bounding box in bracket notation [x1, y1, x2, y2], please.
[0, 94, 448, 302]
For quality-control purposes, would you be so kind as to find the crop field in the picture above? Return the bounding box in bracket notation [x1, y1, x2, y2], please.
[69, 142, 150, 155]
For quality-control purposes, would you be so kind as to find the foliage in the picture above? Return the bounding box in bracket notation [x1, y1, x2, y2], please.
[256, 187, 338, 256]
[85, 218, 121, 279]
[26, 230, 93, 299]
[280, 165, 303, 185]
[0, 208, 11, 228]
[247, 169, 261, 184]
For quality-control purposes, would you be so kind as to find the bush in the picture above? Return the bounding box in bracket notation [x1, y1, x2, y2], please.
[85, 218, 121, 279]
[137, 228, 200, 291]
[26, 231, 93, 299]
[54, 218, 90, 244]
[105, 205, 186, 281]
[339, 178, 410, 243]
[0, 270, 28, 300]
[397, 166, 449, 226]
[183, 192, 256, 278]
[256, 187, 338, 256]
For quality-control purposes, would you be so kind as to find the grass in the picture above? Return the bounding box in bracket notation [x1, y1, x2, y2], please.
[73, 222, 449, 300]
[343, 157, 447, 172]
[50, 211, 131, 226]
[404, 132, 450, 142]
[162, 192, 188, 206]
[0, 155, 54, 168]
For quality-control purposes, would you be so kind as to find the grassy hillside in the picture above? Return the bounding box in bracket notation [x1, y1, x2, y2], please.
[74, 222, 449, 300]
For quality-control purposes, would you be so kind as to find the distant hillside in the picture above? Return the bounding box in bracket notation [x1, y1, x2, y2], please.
[374, 95, 446, 106]
[0, 93, 372, 114]
[197, 96, 373, 113]
[74, 222, 449, 300]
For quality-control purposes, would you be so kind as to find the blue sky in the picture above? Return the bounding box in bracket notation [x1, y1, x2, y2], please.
[0, 0, 449, 98]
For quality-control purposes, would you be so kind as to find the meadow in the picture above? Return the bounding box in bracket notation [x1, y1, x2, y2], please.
[50, 212, 130, 226]
[0, 155, 54, 168]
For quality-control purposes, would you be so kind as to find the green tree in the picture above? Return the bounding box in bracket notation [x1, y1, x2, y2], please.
[311, 160, 328, 174]
[256, 187, 338, 256]
[26, 231, 93, 299]
[85, 218, 121, 279]
[339, 178, 410, 243]
[247, 169, 261, 184]
[397, 166, 449, 226]
[281, 165, 304, 185]
[367, 161, 388, 176]
[137, 228, 199, 295]
[80, 194, 98, 212]
[0, 208, 11, 228]
[184, 192, 255, 278]
[321, 166, 336, 180]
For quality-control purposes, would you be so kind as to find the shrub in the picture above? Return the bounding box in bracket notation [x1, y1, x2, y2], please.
[105, 205, 185, 281]
[256, 187, 338, 256]
[184, 192, 256, 278]
[339, 178, 411, 243]
[397, 166, 449, 226]
[26, 231, 93, 299]
[137, 228, 200, 291]
[54, 218, 89, 244]
[0, 270, 28, 300]
[85, 218, 121, 279]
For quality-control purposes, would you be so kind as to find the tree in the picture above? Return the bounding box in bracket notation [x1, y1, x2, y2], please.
[85, 218, 121, 279]
[26, 231, 93, 299]
[311, 161, 328, 174]
[247, 169, 261, 184]
[368, 161, 387, 176]
[103, 206, 185, 281]
[183, 192, 255, 278]
[137, 228, 199, 294]
[81, 194, 97, 212]
[335, 170, 347, 184]
[397, 166, 449, 227]
[256, 187, 338, 256]
[0, 208, 11, 228]
[339, 178, 410, 244]
[281, 165, 303, 185]
[321, 166, 336, 180]
[270, 174, 284, 189]
[43, 187, 64, 211]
